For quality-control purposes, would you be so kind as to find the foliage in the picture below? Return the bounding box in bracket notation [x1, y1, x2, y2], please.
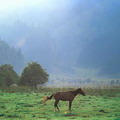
[19, 62, 49, 88]
[0, 64, 19, 87]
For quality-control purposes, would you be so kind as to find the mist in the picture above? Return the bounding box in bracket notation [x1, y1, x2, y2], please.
[0, 0, 120, 85]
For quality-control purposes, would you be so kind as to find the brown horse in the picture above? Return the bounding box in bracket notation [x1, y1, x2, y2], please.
[46, 88, 85, 111]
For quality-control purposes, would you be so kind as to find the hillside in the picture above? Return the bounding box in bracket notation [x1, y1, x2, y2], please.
[0, 40, 24, 72]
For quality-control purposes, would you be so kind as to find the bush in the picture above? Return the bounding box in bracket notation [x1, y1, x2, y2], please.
[0, 64, 19, 87]
[19, 62, 49, 88]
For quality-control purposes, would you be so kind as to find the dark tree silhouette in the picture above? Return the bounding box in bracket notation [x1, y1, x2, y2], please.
[0, 64, 19, 87]
[19, 62, 49, 88]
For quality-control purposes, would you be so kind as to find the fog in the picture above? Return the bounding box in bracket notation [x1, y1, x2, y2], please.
[0, 0, 120, 84]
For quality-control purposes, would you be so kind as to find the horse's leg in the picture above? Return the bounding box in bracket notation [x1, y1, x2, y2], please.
[69, 100, 72, 111]
[54, 100, 60, 112]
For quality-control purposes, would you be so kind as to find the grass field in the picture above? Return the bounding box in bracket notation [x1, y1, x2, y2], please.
[0, 87, 120, 120]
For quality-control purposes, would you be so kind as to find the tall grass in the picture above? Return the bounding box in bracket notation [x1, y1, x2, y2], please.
[83, 86, 120, 97]
[0, 86, 120, 97]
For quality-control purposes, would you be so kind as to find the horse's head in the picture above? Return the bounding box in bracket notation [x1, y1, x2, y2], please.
[77, 88, 85, 96]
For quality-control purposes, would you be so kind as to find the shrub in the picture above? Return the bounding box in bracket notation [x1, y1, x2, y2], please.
[19, 62, 49, 88]
[0, 64, 19, 87]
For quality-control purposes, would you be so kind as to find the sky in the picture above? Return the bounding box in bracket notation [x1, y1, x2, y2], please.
[0, 0, 78, 22]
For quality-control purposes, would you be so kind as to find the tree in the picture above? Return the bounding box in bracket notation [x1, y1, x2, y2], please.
[0, 64, 19, 87]
[19, 62, 49, 88]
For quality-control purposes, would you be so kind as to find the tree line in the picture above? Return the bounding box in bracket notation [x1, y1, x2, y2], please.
[0, 62, 49, 88]
[0, 39, 24, 72]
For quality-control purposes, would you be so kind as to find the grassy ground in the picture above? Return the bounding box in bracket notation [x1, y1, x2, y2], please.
[0, 87, 120, 120]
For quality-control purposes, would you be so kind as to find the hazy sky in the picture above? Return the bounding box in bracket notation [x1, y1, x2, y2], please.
[0, 0, 78, 20]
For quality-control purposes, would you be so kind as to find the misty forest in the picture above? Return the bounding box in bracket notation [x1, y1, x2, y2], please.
[0, 0, 120, 86]
[0, 0, 120, 120]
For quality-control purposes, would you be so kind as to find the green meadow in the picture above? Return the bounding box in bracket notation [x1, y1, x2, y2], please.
[0, 87, 120, 120]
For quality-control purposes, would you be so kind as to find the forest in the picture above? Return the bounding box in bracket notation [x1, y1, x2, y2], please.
[0, 40, 24, 72]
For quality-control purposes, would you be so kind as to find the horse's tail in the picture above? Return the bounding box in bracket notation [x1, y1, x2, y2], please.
[47, 94, 54, 100]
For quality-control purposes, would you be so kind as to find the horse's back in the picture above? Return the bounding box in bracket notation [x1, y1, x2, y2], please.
[54, 91, 74, 101]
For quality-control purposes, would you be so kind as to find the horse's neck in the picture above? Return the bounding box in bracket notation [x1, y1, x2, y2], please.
[72, 90, 79, 97]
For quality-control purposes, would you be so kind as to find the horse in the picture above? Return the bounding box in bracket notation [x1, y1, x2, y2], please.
[46, 88, 85, 111]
